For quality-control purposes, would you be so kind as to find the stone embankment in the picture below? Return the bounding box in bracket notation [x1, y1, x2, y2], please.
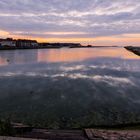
[85, 129, 140, 140]
[125, 46, 140, 56]
[1, 129, 140, 140]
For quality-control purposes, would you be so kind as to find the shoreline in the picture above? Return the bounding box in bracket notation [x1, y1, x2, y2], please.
[0, 45, 119, 51]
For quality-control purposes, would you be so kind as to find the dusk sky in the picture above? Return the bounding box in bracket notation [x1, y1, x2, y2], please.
[0, 0, 140, 45]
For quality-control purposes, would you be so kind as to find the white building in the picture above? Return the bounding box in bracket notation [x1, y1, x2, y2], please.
[0, 38, 16, 47]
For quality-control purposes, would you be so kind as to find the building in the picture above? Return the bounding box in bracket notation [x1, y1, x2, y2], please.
[0, 38, 16, 47]
[0, 39, 3, 47]
[16, 39, 38, 48]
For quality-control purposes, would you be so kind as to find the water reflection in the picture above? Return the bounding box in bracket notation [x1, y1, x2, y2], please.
[0, 50, 38, 66]
[38, 47, 139, 63]
[0, 47, 140, 128]
[0, 47, 139, 66]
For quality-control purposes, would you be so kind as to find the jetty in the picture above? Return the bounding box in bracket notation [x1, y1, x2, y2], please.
[125, 46, 140, 56]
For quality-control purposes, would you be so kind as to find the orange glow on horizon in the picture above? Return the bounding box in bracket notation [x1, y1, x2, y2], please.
[25, 34, 140, 46]
[35, 35, 140, 46]
[0, 30, 9, 37]
[0, 29, 140, 46]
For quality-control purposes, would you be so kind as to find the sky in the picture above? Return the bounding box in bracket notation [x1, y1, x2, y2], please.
[0, 0, 140, 45]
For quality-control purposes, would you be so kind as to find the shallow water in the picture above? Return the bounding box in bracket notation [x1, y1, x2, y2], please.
[0, 47, 140, 128]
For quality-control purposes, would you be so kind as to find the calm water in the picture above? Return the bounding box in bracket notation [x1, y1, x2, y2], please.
[0, 47, 140, 128]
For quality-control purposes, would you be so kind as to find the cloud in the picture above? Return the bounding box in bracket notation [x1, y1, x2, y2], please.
[0, 0, 140, 44]
[0, 71, 135, 86]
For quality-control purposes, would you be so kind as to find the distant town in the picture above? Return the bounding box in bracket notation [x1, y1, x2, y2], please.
[0, 38, 94, 50]
[0, 38, 119, 50]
